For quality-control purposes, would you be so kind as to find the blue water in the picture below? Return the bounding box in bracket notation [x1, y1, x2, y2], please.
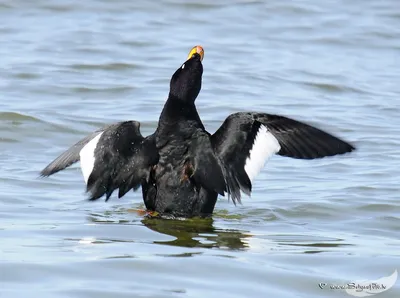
[1, 0, 399, 297]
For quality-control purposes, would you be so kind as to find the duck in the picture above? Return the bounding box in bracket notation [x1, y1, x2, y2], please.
[41, 45, 355, 218]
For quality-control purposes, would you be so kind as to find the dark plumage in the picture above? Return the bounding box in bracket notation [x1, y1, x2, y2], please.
[41, 46, 355, 218]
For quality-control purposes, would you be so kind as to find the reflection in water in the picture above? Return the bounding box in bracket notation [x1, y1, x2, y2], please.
[142, 217, 252, 250]
[86, 207, 252, 250]
[269, 235, 355, 255]
[86, 207, 354, 254]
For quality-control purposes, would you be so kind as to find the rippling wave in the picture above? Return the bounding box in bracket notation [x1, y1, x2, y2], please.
[1, 0, 399, 297]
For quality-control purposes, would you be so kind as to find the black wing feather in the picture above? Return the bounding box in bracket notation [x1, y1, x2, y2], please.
[86, 121, 159, 201]
[40, 130, 104, 177]
[211, 115, 259, 204]
[211, 112, 355, 203]
[190, 131, 226, 195]
[40, 121, 159, 201]
[252, 113, 355, 158]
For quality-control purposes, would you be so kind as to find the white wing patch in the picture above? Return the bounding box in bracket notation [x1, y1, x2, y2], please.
[244, 124, 281, 182]
[79, 132, 104, 184]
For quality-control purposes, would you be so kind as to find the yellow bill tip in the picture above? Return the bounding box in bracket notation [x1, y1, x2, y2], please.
[187, 45, 204, 61]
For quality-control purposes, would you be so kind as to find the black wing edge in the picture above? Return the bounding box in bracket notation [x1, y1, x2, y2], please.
[40, 130, 104, 177]
[219, 121, 263, 205]
[253, 113, 356, 159]
[210, 115, 262, 205]
[84, 123, 159, 202]
[211, 112, 356, 205]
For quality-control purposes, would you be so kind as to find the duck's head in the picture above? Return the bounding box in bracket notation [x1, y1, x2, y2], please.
[169, 45, 204, 102]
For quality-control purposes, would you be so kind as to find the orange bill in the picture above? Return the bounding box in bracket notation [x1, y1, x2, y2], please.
[187, 45, 204, 61]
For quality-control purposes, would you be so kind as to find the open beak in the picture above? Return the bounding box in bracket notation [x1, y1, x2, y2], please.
[187, 45, 204, 61]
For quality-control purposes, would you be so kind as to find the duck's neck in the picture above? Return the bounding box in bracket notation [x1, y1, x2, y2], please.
[157, 96, 204, 133]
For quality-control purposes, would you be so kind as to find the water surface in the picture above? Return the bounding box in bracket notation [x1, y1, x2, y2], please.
[1, 0, 400, 297]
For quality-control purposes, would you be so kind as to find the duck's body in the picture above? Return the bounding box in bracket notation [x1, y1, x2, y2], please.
[41, 46, 355, 218]
[144, 98, 222, 217]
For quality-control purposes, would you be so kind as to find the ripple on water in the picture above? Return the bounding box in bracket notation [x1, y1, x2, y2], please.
[1, 0, 400, 297]
[0, 112, 42, 123]
[12, 72, 42, 79]
[70, 86, 135, 94]
[164, 0, 227, 9]
[301, 81, 371, 94]
[0, 2, 13, 9]
[69, 62, 139, 71]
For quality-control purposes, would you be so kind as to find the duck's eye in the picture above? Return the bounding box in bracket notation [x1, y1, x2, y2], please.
[192, 54, 196, 58]
[181, 64, 185, 69]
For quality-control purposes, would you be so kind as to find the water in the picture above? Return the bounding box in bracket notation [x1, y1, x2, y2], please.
[1, 0, 400, 297]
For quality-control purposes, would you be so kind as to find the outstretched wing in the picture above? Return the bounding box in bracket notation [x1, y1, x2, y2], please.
[41, 121, 159, 201]
[40, 129, 104, 177]
[211, 112, 355, 203]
